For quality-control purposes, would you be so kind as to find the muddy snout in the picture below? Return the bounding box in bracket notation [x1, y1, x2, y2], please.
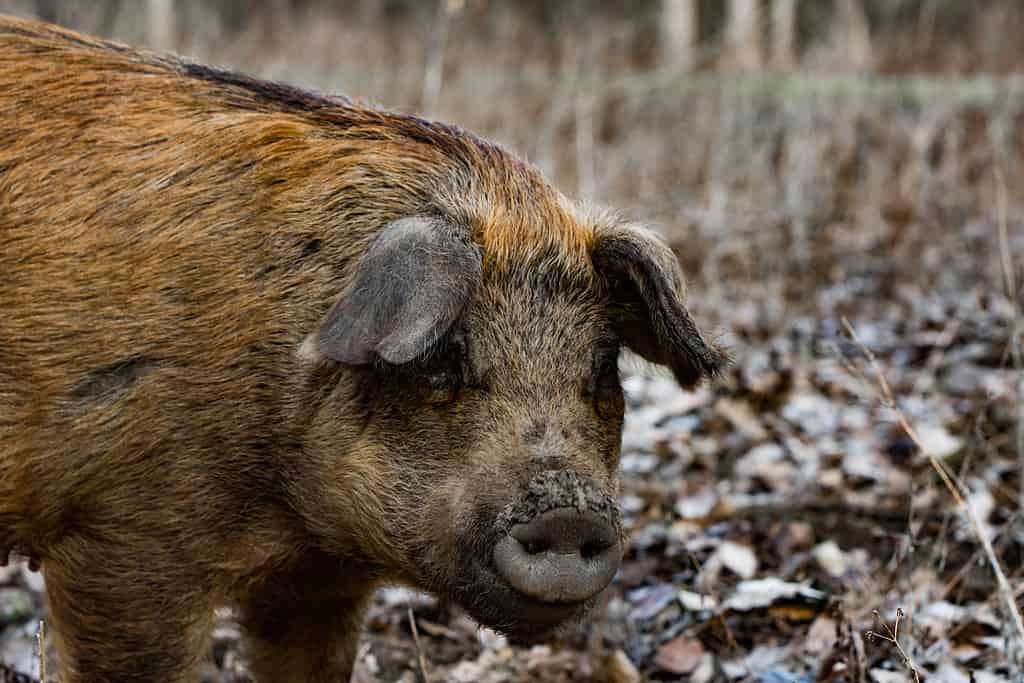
[493, 471, 622, 604]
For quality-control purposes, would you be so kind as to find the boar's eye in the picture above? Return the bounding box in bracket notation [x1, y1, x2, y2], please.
[421, 335, 467, 406]
[594, 356, 620, 394]
[588, 344, 624, 419]
[423, 368, 461, 405]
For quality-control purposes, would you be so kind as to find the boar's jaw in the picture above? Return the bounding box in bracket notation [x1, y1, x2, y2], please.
[406, 470, 621, 641]
[447, 558, 595, 642]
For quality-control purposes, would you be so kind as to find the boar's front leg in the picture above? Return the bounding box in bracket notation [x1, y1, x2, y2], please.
[43, 537, 216, 683]
[240, 552, 373, 683]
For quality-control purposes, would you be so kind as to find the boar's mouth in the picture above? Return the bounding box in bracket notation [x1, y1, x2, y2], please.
[454, 552, 597, 642]
[415, 470, 622, 642]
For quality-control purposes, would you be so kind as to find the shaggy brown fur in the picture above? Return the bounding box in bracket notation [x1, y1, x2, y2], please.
[0, 15, 725, 682]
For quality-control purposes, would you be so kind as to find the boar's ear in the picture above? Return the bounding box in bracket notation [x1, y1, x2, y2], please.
[318, 216, 481, 366]
[593, 225, 728, 388]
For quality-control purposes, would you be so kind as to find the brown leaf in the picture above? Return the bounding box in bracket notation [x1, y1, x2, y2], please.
[716, 397, 768, 440]
[350, 665, 383, 683]
[768, 604, 821, 622]
[804, 615, 838, 653]
[603, 649, 641, 683]
[654, 635, 704, 674]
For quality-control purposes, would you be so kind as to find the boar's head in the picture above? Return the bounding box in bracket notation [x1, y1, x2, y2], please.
[300, 210, 725, 641]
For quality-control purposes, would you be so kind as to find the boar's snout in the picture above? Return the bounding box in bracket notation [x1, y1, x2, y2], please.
[494, 508, 620, 603]
[492, 470, 622, 606]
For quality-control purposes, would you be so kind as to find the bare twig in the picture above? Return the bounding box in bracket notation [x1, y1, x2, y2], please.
[908, 315, 963, 396]
[938, 513, 1019, 602]
[687, 552, 738, 652]
[842, 317, 1024, 665]
[851, 625, 868, 683]
[574, 39, 596, 201]
[997, 168, 1017, 300]
[866, 608, 921, 682]
[36, 620, 46, 683]
[421, 0, 453, 116]
[835, 608, 869, 683]
[996, 166, 1024, 512]
[407, 604, 431, 683]
[563, 70, 1024, 121]
[145, 0, 174, 50]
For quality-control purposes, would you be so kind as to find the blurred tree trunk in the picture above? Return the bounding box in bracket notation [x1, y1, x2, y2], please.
[772, 0, 797, 68]
[727, 0, 761, 69]
[34, 0, 59, 23]
[422, 0, 453, 115]
[146, 0, 173, 50]
[838, 0, 872, 70]
[660, 0, 698, 70]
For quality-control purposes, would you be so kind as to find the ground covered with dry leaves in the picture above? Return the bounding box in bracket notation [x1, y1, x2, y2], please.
[3, 4, 1024, 682]
[2, 263, 1021, 681]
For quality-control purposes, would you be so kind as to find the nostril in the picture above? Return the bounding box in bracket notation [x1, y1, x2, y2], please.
[522, 540, 549, 555]
[509, 508, 616, 555]
[580, 540, 608, 560]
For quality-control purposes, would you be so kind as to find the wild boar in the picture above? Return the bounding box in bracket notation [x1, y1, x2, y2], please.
[0, 15, 726, 683]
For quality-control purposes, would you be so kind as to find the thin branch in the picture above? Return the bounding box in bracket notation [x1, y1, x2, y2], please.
[407, 604, 431, 683]
[36, 620, 46, 683]
[866, 609, 921, 683]
[421, 0, 452, 116]
[574, 63, 596, 200]
[996, 165, 1024, 513]
[842, 317, 1024, 664]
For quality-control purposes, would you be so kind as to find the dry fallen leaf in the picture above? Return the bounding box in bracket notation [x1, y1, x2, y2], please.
[914, 424, 962, 460]
[603, 649, 641, 683]
[768, 604, 821, 622]
[723, 578, 827, 612]
[350, 665, 383, 683]
[654, 635, 705, 674]
[678, 590, 718, 611]
[690, 653, 717, 683]
[716, 397, 769, 440]
[812, 540, 848, 578]
[715, 540, 759, 579]
[804, 615, 838, 652]
[674, 485, 718, 519]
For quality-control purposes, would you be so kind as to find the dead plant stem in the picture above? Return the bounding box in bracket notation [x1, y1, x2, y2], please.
[407, 604, 431, 683]
[842, 317, 1024, 664]
[867, 608, 921, 682]
[996, 166, 1024, 513]
[37, 620, 46, 683]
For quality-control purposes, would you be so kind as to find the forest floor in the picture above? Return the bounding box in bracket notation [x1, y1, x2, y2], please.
[2, 254, 1021, 682]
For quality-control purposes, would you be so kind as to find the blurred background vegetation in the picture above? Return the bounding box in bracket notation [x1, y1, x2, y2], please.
[3, 0, 1022, 336]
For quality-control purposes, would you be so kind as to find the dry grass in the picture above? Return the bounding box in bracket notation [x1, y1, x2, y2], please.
[866, 609, 921, 682]
[844, 316, 1024, 668]
[34, 621, 44, 683]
